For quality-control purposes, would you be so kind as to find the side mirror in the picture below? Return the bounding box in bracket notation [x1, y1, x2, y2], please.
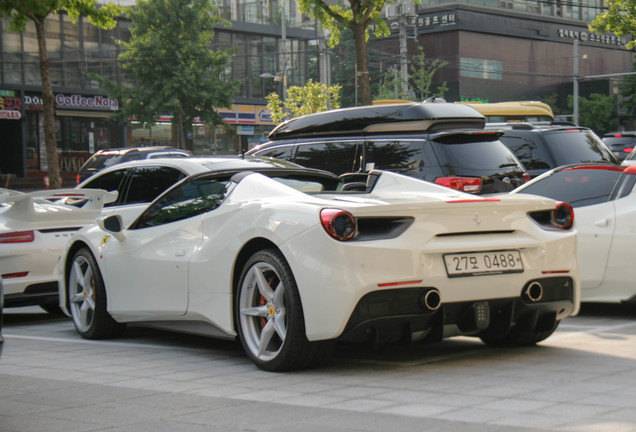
[97, 214, 125, 241]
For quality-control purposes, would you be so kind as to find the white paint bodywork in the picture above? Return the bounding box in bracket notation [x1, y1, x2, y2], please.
[59, 171, 580, 341]
[0, 189, 116, 298]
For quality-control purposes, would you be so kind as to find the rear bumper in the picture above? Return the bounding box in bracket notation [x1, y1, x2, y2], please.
[4, 282, 58, 308]
[340, 276, 574, 344]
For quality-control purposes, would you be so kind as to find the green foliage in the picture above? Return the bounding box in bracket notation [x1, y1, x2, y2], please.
[618, 58, 636, 121]
[0, 0, 121, 31]
[297, 0, 394, 49]
[375, 67, 404, 100]
[568, 93, 617, 134]
[98, 0, 238, 134]
[589, 0, 636, 49]
[409, 46, 448, 101]
[266, 79, 342, 124]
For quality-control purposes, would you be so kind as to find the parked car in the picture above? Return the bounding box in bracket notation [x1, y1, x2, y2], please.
[59, 168, 579, 371]
[602, 131, 636, 161]
[1, 188, 116, 313]
[247, 102, 529, 194]
[487, 122, 618, 178]
[2, 157, 304, 314]
[77, 146, 191, 184]
[512, 163, 636, 303]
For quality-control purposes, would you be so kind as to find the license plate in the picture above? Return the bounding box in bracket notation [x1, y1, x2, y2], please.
[444, 250, 523, 278]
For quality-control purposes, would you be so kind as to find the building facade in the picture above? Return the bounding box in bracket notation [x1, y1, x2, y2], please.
[378, 1, 633, 113]
[0, 0, 315, 181]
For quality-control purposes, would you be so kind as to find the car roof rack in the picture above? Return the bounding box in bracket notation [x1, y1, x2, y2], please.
[268, 102, 486, 140]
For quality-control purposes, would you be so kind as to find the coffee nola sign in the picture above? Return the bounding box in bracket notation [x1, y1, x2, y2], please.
[23, 93, 119, 111]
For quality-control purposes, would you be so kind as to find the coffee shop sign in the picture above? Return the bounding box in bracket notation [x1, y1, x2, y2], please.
[558, 29, 627, 46]
[55, 94, 119, 110]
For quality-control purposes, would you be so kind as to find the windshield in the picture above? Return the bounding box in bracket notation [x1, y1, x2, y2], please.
[434, 140, 524, 176]
[517, 166, 623, 208]
[545, 130, 617, 165]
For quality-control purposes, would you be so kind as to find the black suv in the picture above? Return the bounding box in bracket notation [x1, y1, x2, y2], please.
[247, 103, 528, 194]
[77, 146, 191, 183]
[487, 123, 618, 178]
[602, 131, 636, 161]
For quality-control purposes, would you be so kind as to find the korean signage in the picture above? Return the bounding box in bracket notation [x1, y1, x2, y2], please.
[0, 90, 22, 120]
[558, 28, 627, 47]
[388, 13, 457, 33]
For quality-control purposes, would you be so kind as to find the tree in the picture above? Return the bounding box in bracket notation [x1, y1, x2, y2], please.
[568, 93, 616, 134]
[266, 79, 342, 124]
[99, 0, 238, 150]
[375, 66, 404, 100]
[409, 46, 448, 101]
[617, 58, 636, 124]
[0, 0, 121, 189]
[298, 0, 407, 106]
[589, 0, 636, 50]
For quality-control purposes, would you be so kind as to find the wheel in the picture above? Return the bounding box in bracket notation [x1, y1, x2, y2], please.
[67, 248, 125, 339]
[235, 249, 333, 371]
[480, 320, 560, 347]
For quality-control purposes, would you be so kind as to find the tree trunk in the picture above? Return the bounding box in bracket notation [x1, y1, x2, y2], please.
[351, 22, 371, 106]
[34, 17, 61, 189]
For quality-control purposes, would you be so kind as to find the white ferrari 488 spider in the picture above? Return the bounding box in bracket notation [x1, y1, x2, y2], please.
[59, 169, 580, 371]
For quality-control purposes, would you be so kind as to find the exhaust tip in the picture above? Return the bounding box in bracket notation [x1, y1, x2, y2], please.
[420, 289, 441, 311]
[523, 281, 544, 303]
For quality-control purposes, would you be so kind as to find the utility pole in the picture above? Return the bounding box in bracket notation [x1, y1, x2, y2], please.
[281, 0, 288, 102]
[573, 39, 579, 125]
[399, 0, 408, 98]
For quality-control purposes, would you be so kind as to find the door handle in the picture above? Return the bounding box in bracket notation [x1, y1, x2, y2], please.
[175, 249, 186, 256]
[594, 219, 609, 227]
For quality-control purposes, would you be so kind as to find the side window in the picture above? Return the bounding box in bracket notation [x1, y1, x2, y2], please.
[499, 135, 551, 170]
[81, 168, 129, 206]
[133, 177, 231, 228]
[123, 166, 185, 205]
[294, 141, 361, 175]
[255, 145, 294, 161]
[365, 140, 425, 174]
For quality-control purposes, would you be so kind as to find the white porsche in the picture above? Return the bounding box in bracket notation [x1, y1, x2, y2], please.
[513, 163, 636, 303]
[59, 169, 580, 371]
[1, 188, 116, 313]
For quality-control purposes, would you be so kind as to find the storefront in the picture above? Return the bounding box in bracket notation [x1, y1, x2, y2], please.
[128, 103, 275, 155]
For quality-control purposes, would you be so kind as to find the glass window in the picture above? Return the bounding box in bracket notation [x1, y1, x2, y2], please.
[255, 144, 294, 161]
[499, 135, 552, 170]
[543, 130, 618, 166]
[365, 140, 425, 174]
[81, 168, 129, 206]
[123, 166, 186, 205]
[294, 141, 361, 175]
[134, 177, 231, 228]
[460, 57, 502, 80]
[518, 167, 623, 208]
[433, 137, 524, 176]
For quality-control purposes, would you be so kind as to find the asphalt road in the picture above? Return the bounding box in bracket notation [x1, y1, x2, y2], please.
[1, 303, 636, 432]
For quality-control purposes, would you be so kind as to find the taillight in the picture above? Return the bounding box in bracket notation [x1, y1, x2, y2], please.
[320, 208, 356, 241]
[522, 173, 531, 183]
[435, 177, 482, 193]
[76, 174, 81, 185]
[0, 231, 35, 243]
[623, 147, 633, 153]
[552, 202, 574, 230]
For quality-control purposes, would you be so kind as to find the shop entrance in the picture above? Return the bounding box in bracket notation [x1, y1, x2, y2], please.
[0, 119, 24, 177]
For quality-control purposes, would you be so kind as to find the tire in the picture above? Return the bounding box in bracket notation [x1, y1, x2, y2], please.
[67, 248, 125, 339]
[480, 320, 560, 347]
[235, 249, 333, 371]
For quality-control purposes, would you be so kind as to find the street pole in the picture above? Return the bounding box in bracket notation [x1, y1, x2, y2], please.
[573, 39, 579, 125]
[399, 0, 409, 98]
[281, 0, 288, 103]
